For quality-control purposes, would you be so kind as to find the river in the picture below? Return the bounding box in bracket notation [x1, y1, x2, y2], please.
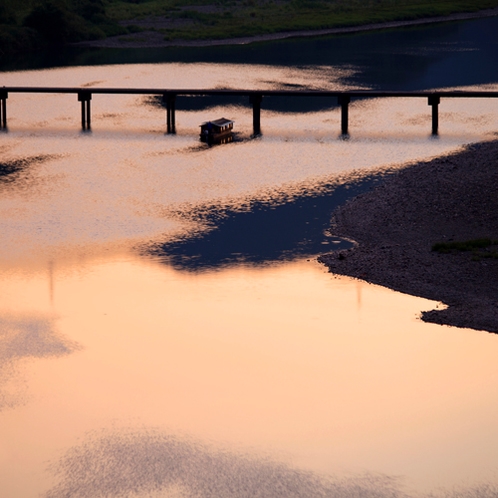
[1, 15, 498, 498]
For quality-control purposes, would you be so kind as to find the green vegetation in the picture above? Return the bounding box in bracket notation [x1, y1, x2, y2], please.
[108, 0, 498, 42]
[432, 238, 498, 261]
[2, 0, 498, 54]
[0, 0, 127, 53]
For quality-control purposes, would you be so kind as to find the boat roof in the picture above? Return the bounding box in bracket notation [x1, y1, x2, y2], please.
[200, 117, 234, 127]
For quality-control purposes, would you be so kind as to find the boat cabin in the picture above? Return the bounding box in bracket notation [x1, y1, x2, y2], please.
[200, 118, 234, 143]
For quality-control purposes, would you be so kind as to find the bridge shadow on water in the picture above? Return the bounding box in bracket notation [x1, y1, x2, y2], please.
[149, 94, 337, 115]
[145, 173, 389, 272]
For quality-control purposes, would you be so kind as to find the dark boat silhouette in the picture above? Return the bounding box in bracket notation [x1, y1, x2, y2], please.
[200, 118, 234, 144]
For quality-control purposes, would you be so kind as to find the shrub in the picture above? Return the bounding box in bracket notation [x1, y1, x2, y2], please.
[0, 25, 41, 53]
[22, 0, 112, 42]
[23, 0, 82, 43]
[0, 4, 16, 24]
[72, 0, 106, 21]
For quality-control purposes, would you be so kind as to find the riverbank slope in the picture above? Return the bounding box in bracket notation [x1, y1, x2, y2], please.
[319, 140, 498, 334]
[76, 6, 498, 49]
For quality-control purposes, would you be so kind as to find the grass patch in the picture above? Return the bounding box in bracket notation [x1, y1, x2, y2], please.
[107, 0, 498, 41]
[432, 238, 498, 261]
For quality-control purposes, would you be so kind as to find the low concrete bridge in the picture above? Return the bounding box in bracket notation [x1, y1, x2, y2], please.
[1, 87, 498, 136]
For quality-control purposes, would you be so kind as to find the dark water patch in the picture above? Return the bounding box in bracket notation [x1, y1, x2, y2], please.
[147, 94, 337, 115]
[0, 157, 32, 179]
[0, 155, 56, 184]
[145, 173, 390, 272]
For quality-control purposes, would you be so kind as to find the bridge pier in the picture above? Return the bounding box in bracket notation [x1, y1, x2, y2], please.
[250, 93, 262, 135]
[0, 89, 7, 129]
[338, 94, 350, 136]
[164, 93, 176, 134]
[428, 95, 440, 135]
[78, 91, 92, 130]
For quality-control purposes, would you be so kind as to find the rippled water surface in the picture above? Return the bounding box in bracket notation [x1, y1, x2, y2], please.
[2, 23, 498, 497]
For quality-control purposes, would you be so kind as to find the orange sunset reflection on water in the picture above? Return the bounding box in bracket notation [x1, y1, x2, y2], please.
[1, 257, 498, 497]
[1, 63, 498, 497]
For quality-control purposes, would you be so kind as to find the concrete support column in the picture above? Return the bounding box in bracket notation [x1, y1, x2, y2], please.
[0, 89, 7, 129]
[78, 91, 92, 130]
[428, 94, 440, 135]
[338, 94, 350, 136]
[250, 93, 263, 136]
[164, 93, 176, 134]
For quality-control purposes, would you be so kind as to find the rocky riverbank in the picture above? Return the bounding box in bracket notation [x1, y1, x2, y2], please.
[319, 139, 498, 334]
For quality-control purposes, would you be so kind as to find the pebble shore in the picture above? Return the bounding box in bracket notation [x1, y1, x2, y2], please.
[319, 139, 498, 334]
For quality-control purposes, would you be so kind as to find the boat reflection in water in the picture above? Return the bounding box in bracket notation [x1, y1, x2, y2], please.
[200, 117, 234, 145]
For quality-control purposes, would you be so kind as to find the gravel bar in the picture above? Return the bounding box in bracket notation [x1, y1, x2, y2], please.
[318, 139, 498, 334]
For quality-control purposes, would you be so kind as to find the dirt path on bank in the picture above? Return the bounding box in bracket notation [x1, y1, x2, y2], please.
[318, 139, 498, 334]
[76, 7, 498, 49]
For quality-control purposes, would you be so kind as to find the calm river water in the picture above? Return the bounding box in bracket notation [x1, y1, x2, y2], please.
[1, 16, 498, 498]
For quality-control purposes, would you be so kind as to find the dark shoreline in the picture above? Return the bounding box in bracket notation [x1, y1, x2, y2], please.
[75, 7, 498, 49]
[318, 139, 498, 334]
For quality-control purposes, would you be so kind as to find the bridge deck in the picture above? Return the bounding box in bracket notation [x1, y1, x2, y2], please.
[1, 87, 498, 135]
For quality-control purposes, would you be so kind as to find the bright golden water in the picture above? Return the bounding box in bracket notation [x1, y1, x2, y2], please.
[1, 64, 498, 497]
